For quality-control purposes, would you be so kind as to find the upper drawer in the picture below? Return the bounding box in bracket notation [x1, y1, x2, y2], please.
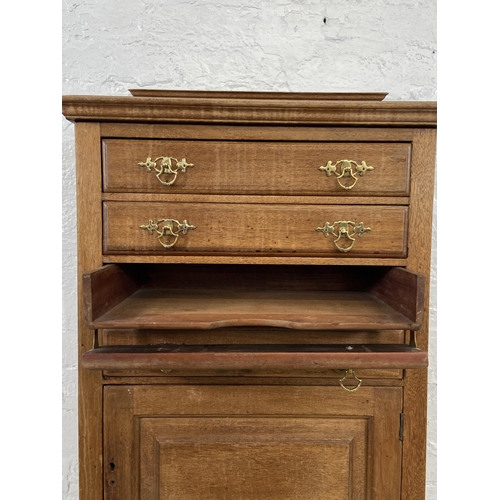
[103, 201, 407, 257]
[103, 140, 410, 196]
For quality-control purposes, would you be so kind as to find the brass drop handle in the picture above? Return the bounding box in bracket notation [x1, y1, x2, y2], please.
[319, 159, 374, 190]
[140, 218, 196, 248]
[138, 156, 194, 186]
[316, 221, 371, 253]
[339, 369, 362, 393]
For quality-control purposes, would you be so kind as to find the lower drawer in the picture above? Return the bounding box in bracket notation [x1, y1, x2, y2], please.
[103, 201, 408, 257]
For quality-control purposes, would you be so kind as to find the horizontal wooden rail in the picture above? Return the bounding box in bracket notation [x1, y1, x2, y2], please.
[82, 344, 427, 371]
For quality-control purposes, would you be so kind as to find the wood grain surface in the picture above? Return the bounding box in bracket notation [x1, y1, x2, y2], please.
[83, 264, 424, 331]
[104, 384, 403, 500]
[82, 343, 427, 371]
[62, 94, 437, 126]
[103, 139, 410, 196]
[62, 92, 436, 500]
[103, 201, 408, 257]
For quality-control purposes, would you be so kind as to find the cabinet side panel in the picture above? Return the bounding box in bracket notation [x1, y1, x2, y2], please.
[403, 128, 436, 500]
[75, 122, 104, 500]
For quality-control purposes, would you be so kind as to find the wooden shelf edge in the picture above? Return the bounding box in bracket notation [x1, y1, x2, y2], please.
[102, 255, 408, 266]
[89, 318, 419, 331]
[82, 344, 428, 371]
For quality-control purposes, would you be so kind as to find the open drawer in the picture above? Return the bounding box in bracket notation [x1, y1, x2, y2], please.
[82, 264, 425, 331]
[81, 264, 427, 385]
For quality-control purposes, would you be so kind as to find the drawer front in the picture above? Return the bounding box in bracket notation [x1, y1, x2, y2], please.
[103, 201, 408, 257]
[103, 139, 410, 196]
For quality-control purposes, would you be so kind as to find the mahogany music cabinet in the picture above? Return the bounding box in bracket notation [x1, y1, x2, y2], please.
[62, 90, 436, 500]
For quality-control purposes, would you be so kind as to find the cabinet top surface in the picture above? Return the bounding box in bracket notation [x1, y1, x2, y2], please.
[62, 89, 437, 126]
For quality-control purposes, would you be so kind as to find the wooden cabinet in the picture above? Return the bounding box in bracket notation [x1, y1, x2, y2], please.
[62, 90, 436, 500]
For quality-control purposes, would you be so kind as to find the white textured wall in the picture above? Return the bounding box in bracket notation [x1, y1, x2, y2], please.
[62, 1, 437, 498]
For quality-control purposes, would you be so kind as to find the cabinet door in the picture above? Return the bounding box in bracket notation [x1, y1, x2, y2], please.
[104, 385, 402, 500]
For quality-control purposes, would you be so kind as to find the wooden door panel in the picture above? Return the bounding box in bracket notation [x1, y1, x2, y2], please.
[104, 385, 402, 500]
[141, 417, 367, 500]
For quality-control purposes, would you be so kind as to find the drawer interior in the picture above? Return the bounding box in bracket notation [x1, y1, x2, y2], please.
[82, 263, 426, 374]
[83, 264, 424, 331]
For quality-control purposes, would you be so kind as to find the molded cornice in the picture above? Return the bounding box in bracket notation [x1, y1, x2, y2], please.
[62, 91, 437, 127]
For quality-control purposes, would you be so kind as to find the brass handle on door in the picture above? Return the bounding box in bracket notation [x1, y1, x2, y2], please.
[316, 221, 371, 253]
[319, 159, 374, 190]
[339, 369, 362, 393]
[138, 156, 194, 186]
[140, 219, 196, 248]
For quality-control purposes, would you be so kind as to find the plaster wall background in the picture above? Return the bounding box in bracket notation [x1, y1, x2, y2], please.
[62, 1, 437, 498]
